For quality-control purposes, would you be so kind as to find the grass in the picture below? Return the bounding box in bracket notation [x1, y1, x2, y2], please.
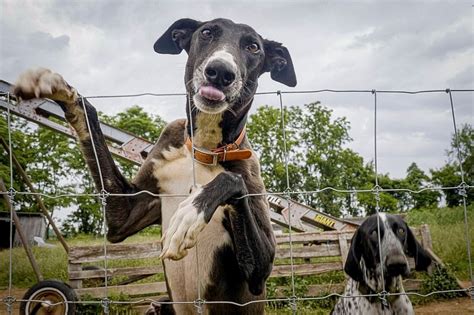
[0, 226, 163, 289]
[406, 205, 474, 281]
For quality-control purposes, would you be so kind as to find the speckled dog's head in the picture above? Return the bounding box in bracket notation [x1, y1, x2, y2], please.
[344, 213, 432, 292]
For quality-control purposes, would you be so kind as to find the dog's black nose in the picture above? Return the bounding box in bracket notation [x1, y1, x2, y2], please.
[386, 259, 409, 277]
[205, 61, 236, 87]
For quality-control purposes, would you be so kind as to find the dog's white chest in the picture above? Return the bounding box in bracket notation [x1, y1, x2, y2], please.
[152, 145, 225, 226]
[152, 145, 232, 305]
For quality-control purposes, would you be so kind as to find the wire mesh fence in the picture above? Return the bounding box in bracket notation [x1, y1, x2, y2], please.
[0, 87, 473, 314]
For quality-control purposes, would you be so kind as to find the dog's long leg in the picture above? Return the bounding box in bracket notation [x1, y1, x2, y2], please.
[161, 171, 275, 295]
[13, 68, 162, 242]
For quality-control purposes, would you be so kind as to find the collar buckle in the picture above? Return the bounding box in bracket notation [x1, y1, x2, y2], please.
[192, 146, 219, 166]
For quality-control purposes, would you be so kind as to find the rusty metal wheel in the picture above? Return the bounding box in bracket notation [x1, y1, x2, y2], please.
[20, 280, 77, 315]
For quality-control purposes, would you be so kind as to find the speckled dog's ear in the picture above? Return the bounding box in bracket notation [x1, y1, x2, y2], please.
[344, 229, 364, 282]
[406, 226, 432, 271]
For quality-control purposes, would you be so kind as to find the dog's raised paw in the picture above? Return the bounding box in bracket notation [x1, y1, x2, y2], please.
[13, 67, 77, 103]
[160, 188, 207, 260]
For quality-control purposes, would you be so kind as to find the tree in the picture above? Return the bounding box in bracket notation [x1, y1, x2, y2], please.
[431, 124, 473, 206]
[405, 162, 440, 209]
[1, 105, 166, 236]
[248, 102, 372, 217]
[0, 115, 35, 206]
[99, 106, 167, 178]
[63, 106, 167, 235]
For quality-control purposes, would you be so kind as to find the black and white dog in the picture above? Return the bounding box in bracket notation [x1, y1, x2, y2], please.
[13, 18, 296, 314]
[332, 213, 432, 315]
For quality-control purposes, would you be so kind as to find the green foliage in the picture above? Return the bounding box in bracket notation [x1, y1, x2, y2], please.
[76, 293, 137, 314]
[248, 103, 372, 217]
[405, 163, 441, 209]
[0, 115, 36, 211]
[99, 106, 167, 179]
[431, 124, 473, 207]
[266, 272, 344, 312]
[0, 105, 166, 236]
[406, 205, 474, 280]
[420, 266, 463, 300]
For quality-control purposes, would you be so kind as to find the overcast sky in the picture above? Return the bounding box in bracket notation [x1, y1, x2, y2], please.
[1, 0, 472, 179]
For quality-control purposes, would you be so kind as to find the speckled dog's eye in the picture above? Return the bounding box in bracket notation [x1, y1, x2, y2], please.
[398, 228, 405, 235]
[201, 29, 212, 38]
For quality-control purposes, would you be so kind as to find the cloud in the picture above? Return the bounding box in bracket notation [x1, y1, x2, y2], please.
[0, 0, 472, 179]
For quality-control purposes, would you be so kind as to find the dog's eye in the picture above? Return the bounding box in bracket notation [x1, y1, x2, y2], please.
[398, 228, 405, 235]
[201, 29, 212, 39]
[246, 43, 260, 53]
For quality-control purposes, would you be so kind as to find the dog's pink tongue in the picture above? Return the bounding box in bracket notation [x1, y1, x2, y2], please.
[199, 86, 225, 101]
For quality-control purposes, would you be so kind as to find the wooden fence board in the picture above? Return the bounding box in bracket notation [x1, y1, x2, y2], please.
[75, 282, 167, 297]
[275, 231, 353, 244]
[69, 265, 163, 280]
[275, 244, 341, 259]
[69, 242, 161, 264]
[67, 226, 432, 299]
[271, 262, 342, 277]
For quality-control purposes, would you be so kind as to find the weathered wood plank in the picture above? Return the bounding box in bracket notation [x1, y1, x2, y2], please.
[275, 244, 340, 259]
[275, 228, 423, 245]
[275, 231, 353, 244]
[68, 263, 83, 289]
[270, 262, 342, 277]
[69, 242, 161, 263]
[419, 224, 433, 250]
[75, 281, 167, 297]
[69, 265, 163, 280]
[338, 234, 349, 266]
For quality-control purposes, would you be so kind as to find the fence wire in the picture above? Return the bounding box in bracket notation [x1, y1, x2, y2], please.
[1, 87, 473, 314]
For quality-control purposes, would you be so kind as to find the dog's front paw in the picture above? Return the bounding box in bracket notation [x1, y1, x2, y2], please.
[160, 188, 207, 260]
[13, 67, 77, 103]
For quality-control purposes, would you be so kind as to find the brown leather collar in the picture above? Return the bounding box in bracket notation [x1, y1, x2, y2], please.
[185, 128, 252, 165]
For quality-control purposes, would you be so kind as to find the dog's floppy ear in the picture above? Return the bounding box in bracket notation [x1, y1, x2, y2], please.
[406, 226, 432, 271]
[154, 18, 201, 54]
[344, 229, 364, 282]
[263, 40, 297, 87]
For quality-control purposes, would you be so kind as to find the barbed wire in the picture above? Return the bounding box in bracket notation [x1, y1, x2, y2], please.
[1, 87, 473, 313]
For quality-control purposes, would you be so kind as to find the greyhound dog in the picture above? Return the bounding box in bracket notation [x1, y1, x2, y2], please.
[13, 18, 296, 314]
[332, 213, 432, 315]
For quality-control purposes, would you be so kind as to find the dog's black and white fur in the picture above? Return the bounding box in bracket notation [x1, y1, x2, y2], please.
[332, 213, 432, 315]
[13, 18, 296, 314]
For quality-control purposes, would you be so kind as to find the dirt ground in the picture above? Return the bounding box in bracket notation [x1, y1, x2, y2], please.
[414, 297, 474, 315]
[0, 288, 473, 314]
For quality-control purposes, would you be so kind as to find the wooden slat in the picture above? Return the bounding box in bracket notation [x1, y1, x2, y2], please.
[69, 265, 164, 280]
[68, 263, 83, 289]
[275, 231, 353, 244]
[270, 262, 342, 277]
[419, 224, 433, 250]
[275, 244, 340, 259]
[75, 281, 167, 297]
[69, 242, 161, 263]
[274, 228, 423, 245]
[338, 234, 349, 266]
